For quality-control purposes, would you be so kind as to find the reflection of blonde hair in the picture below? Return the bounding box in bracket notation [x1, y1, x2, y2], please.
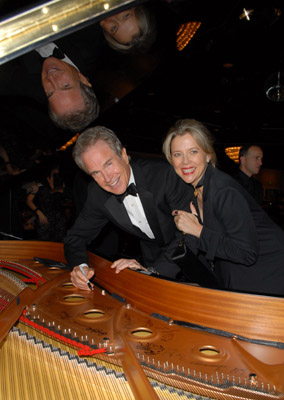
[103, 6, 157, 54]
[162, 119, 217, 167]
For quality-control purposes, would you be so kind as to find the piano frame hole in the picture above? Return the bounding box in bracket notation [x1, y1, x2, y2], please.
[199, 346, 220, 356]
[131, 328, 153, 338]
[61, 282, 75, 288]
[62, 294, 86, 303]
[84, 309, 105, 319]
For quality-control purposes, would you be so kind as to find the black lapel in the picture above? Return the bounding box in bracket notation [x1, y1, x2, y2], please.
[105, 196, 145, 237]
[23, 51, 43, 74]
[202, 163, 214, 226]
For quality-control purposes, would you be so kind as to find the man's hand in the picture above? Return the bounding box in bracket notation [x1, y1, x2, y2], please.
[111, 258, 147, 274]
[70, 265, 95, 290]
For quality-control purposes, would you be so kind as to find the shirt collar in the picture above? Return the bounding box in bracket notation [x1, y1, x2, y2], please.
[129, 167, 135, 185]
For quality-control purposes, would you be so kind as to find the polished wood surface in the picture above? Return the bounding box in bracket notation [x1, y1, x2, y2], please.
[2, 240, 283, 343]
[88, 247, 284, 344]
[1, 240, 284, 399]
[0, 240, 66, 262]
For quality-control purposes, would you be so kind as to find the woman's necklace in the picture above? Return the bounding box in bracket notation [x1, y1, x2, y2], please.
[193, 167, 208, 198]
[194, 186, 204, 222]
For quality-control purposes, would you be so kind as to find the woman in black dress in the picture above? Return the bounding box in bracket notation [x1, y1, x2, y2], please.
[26, 166, 72, 242]
[163, 119, 284, 296]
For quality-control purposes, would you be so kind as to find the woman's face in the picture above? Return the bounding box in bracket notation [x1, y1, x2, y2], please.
[170, 133, 210, 186]
[100, 8, 139, 44]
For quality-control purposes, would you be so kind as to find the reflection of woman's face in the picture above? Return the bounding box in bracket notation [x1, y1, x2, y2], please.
[100, 8, 139, 44]
[171, 133, 210, 187]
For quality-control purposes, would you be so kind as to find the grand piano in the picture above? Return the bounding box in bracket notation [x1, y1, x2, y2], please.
[1, 240, 284, 399]
[1, 0, 284, 399]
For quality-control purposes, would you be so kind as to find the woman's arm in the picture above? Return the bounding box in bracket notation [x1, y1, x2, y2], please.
[26, 192, 48, 225]
[0, 145, 26, 176]
[194, 187, 258, 265]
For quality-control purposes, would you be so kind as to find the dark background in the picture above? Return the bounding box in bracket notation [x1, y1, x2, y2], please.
[0, 0, 283, 236]
[0, 0, 283, 164]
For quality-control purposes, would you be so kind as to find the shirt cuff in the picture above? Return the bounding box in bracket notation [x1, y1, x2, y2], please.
[78, 263, 89, 268]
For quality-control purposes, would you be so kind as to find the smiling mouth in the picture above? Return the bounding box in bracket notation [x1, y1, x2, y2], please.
[109, 178, 119, 187]
[43, 58, 63, 74]
[47, 67, 62, 74]
[182, 167, 195, 174]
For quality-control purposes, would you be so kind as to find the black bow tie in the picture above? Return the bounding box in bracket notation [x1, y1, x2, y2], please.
[117, 183, 138, 203]
[52, 46, 65, 59]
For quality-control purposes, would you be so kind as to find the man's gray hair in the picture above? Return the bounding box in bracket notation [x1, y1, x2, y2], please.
[48, 81, 99, 132]
[73, 126, 123, 174]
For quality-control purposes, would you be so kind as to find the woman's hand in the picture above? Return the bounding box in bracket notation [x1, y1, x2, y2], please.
[172, 202, 203, 237]
[36, 210, 48, 225]
[111, 259, 147, 274]
[6, 163, 26, 176]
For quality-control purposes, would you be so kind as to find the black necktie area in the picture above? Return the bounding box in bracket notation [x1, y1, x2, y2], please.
[117, 183, 138, 203]
[51, 46, 65, 59]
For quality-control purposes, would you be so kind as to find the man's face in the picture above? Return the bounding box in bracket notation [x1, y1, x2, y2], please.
[41, 57, 91, 117]
[81, 140, 130, 195]
[241, 146, 263, 177]
[99, 8, 139, 44]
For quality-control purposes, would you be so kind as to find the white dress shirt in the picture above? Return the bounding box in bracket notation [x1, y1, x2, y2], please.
[35, 42, 79, 70]
[123, 169, 155, 239]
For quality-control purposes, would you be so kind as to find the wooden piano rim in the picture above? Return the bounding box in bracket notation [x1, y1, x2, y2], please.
[1, 240, 284, 345]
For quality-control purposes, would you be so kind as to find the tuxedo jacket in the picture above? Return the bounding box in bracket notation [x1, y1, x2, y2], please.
[0, 25, 105, 142]
[0, 24, 104, 102]
[184, 163, 284, 295]
[64, 158, 191, 276]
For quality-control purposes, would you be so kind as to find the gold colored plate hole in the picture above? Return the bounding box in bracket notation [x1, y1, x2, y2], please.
[62, 282, 74, 288]
[199, 347, 220, 356]
[84, 310, 105, 319]
[131, 328, 153, 338]
[63, 294, 85, 302]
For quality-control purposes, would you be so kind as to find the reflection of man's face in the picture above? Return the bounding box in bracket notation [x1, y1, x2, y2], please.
[100, 8, 139, 44]
[81, 140, 130, 195]
[41, 57, 91, 117]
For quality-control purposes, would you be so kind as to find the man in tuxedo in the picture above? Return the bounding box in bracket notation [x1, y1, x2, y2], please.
[0, 27, 101, 133]
[64, 126, 190, 290]
[38, 42, 99, 132]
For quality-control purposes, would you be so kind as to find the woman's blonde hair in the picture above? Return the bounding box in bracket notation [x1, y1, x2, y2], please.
[162, 119, 217, 167]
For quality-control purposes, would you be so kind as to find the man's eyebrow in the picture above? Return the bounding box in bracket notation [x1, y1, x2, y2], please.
[47, 85, 73, 99]
[61, 86, 73, 91]
[90, 157, 112, 175]
[103, 157, 113, 166]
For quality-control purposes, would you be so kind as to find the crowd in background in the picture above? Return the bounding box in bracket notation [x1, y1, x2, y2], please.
[1, 139, 284, 246]
[0, 1, 284, 299]
[0, 149, 138, 262]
